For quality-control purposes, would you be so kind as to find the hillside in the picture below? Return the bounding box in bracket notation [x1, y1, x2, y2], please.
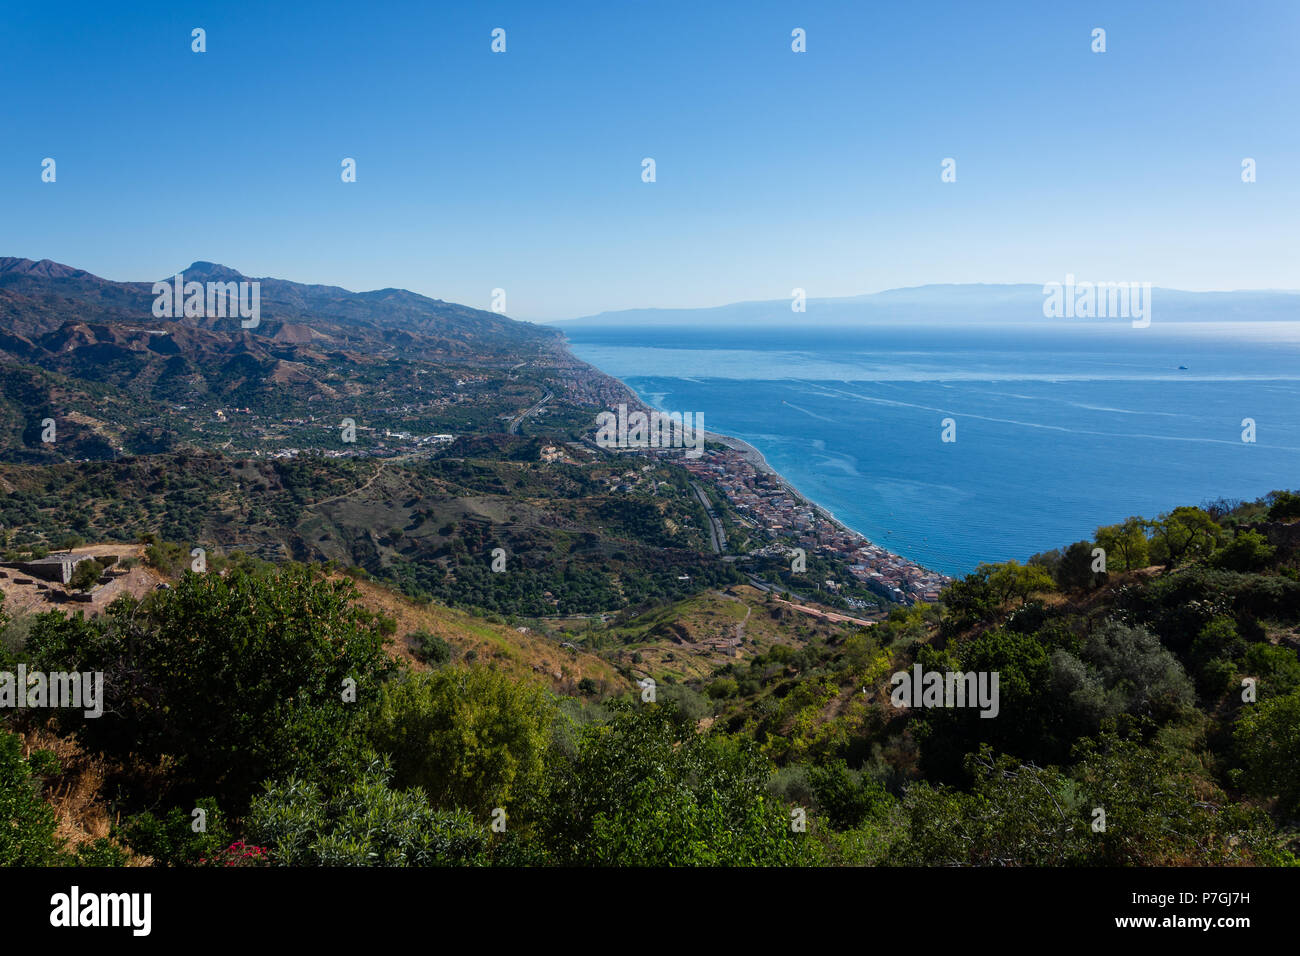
[0, 257, 591, 462]
[1, 258, 1295, 871]
[4, 490, 1296, 868]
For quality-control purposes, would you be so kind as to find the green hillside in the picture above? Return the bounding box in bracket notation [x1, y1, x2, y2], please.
[3, 492, 1297, 866]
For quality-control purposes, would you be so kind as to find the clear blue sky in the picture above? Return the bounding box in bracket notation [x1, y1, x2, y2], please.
[2, 0, 1297, 319]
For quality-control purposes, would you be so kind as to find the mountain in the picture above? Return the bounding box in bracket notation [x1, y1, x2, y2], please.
[551, 283, 1300, 328]
[0, 257, 558, 352]
[0, 257, 582, 462]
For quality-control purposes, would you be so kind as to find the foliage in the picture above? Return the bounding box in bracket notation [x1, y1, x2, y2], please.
[0, 731, 63, 865]
[23, 565, 393, 809]
[540, 702, 806, 865]
[246, 756, 491, 866]
[1235, 691, 1300, 815]
[364, 666, 553, 820]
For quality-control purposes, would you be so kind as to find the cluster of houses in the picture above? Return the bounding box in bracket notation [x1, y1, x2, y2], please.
[682, 451, 949, 604]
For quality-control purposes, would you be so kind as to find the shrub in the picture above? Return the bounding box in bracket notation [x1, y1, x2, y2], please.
[0, 731, 63, 866]
[364, 666, 553, 819]
[246, 757, 491, 866]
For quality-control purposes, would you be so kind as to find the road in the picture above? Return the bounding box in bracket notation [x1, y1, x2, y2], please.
[508, 389, 552, 435]
[691, 481, 727, 554]
[304, 458, 393, 510]
[769, 596, 876, 628]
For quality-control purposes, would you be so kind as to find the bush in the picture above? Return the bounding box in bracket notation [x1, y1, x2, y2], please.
[120, 798, 232, 866]
[706, 677, 738, 699]
[1235, 691, 1300, 814]
[25, 565, 394, 809]
[364, 666, 553, 820]
[246, 756, 492, 866]
[808, 759, 889, 830]
[0, 731, 63, 865]
[1213, 530, 1276, 573]
[540, 702, 806, 865]
[1267, 491, 1300, 522]
[411, 629, 453, 667]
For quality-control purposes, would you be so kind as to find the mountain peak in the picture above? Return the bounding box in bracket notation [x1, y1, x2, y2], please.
[0, 257, 91, 280]
[180, 261, 247, 281]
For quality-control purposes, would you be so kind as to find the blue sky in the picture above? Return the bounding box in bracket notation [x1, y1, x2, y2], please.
[2, 0, 1297, 319]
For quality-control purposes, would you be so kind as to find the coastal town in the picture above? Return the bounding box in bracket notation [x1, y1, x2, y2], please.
[681, 445, 950, 605]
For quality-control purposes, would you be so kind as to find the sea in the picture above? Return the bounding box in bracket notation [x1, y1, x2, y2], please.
[561, 322, 1300, 577]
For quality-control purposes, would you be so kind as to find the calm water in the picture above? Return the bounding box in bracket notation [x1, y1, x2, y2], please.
[562, 322, 1300, 576]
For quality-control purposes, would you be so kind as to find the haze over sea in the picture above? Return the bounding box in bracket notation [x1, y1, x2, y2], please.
[562, 322, 1300, 577]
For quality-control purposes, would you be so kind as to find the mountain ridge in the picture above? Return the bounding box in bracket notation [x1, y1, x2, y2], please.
[551, 283, 1300, 327]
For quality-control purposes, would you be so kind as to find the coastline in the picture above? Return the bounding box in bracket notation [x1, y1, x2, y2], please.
[564, 348, 950, 584]
[704, 429, 949, 581]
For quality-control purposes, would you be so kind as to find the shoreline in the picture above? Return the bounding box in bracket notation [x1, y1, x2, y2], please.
[563, 348, 950, 584]
[704, 430, 949, 582]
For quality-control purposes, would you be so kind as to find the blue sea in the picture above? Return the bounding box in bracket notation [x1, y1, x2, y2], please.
[562, 322, 1300, 577]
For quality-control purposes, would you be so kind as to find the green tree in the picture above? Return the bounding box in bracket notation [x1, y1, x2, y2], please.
[1146, 507, 1220, 570]
[365, 666, 553, 819]
[1212, 529, 1276, 572]
[1235, 691, 1300, 814]
[541, 702, 805, 865]
[411, 629, 453, 667]
[1266, 490, 1300, 522]
[26, 566, 393, 808]
[246, 756, 492, 866]
[808, 759, 889, 830]
[1056, 540, 1102, 591]
[987, 560, 1056, 606]
[1094, 516, 1150, 572]
[67, 558, 103, 593]
[900, 731, 1288, 866]
[120, 797, 233, 866]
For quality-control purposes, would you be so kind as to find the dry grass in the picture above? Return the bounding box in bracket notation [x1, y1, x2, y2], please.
[341, 573, 630, 696]
[19, 725, 115, 853]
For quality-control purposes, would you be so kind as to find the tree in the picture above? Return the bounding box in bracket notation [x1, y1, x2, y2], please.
[0, 731, 63, 866]
[1056, 540, 1102, 591]
[365, 666, 553, 820]
[899, 732, 1289, 866]
[246, 756, 491, 866]
[809, 759, 888, 830]
[1235, 691, 1300, 814]
[1212, 529, 1276, 573]
[1146, 507, 1220, 570]
[1095, 517, 1150, 572]
[940, 566, 999, 635]
[987, 560, 1056, 606]
[1267, 490, 1300, 522]
[67, 558, 103, 593]
[1049, 620, 1194, 733]
[541, 702, 805, 865]
[26, 565, 394, 809]
[411, 629, 453, 667]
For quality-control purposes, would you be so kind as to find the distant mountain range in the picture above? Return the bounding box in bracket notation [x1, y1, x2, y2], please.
[551, 283, 1300, 328]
